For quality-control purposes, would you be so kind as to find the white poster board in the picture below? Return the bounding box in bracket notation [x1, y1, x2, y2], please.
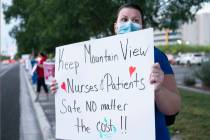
[55, 28, 155, 140]
[21, 54, 31, 71]
[43, 62, 55, 85]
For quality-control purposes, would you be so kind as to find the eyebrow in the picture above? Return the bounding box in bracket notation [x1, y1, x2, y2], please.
[120, 15, 128, 18]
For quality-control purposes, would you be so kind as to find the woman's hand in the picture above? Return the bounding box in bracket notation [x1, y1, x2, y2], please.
[150, 63, 181, 115]
[50, 79, 58, 94]
[150, 63, 164, 93]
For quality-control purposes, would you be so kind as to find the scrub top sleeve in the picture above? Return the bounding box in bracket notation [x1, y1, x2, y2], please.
[154, 47, 174, 74]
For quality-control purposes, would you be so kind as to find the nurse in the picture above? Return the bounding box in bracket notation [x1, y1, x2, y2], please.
[114, 3, 181, 140]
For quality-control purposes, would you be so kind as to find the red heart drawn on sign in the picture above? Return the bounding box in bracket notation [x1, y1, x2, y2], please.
[61, 82, 66, 92]
[129, 66, 136, 77]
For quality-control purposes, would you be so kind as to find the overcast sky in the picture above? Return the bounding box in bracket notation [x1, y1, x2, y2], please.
[1, 0, 17, 56]
[1, 1, 210, 56]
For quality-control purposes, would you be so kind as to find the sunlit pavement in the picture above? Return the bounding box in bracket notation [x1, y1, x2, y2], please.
[20, 66, 43, 140]
[22, 65, 55, 140]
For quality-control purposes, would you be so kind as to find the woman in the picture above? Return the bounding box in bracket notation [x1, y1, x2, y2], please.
[51, 3, 181, 140]
[114, 3, 181, 140]
[35, 52, 49, 101]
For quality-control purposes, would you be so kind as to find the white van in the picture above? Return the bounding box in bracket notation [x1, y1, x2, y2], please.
[176, 53, 209, 65]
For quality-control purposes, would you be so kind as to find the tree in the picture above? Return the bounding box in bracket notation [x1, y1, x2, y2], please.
[3, 0, 210, 55]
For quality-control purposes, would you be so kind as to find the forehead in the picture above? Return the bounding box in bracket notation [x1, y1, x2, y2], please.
[118, 8, 141, 18]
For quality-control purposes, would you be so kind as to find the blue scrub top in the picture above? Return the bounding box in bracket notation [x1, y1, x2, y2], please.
[154, 47, 173, 140]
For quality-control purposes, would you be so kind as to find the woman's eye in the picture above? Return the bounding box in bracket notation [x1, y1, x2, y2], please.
[133, 19, 140, 23]
[121, 18, 128, 22]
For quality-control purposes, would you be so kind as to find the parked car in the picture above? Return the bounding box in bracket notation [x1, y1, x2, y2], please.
[1, 59, 16, 64]
[176, 53, 208, 65]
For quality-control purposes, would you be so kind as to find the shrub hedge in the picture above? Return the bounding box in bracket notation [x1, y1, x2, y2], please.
[194, 61, 210, 87]
[157, 44, 210, 54]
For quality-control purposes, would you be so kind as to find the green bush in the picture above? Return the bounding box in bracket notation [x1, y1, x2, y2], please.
[194, 61, 210, 87]
[0, 55, 10, 60]
[158, 44, 210, 55]
[183, 75, 196, 86]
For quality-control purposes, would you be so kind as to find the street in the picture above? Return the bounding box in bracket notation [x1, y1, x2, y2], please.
[19, 65, 43, 140]
[0, 63, 43, 140]
[0, 63, 14, 76]
[0, 63, 20, 139]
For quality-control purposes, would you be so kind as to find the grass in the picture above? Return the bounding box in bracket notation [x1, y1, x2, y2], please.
[169, 88, 210, 140]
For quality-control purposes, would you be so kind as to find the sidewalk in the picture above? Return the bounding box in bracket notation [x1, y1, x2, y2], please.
[23, 66, 55, 140]
[20, 66, 43, 140]
[178, 84, 210, 95]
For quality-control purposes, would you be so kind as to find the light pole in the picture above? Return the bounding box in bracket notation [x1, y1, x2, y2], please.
[0, 0, 2, 62]
[0, 1, 2, 140]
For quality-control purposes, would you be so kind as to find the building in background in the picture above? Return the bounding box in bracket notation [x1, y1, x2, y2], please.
[154, 29, 182, 46]
[154, 5, 210, 46]
[181, 11, 210, 46]
[1, 0, 17, 58]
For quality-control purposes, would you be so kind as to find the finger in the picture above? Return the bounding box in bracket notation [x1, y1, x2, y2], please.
[152, 63, 161, 69]
[151, 63, 163, 74]
[51, 87, 58, 94]
[50, 84, 58, 90]
[51, 80, 57, 84]
[150, 73, 163, 83]
[150, 72, 162, 81]
[50, 83, 58, 90]
[50, 82, 58, 88]
[150, 76, 158, 84]
[151, 72, 159, 77]
[151, 68, 164, 76]
[151, 68, 162, 74]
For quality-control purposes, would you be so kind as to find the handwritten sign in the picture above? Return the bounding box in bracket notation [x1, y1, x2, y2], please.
[55, 28, 155, 140]
[43, 62, 55, 85]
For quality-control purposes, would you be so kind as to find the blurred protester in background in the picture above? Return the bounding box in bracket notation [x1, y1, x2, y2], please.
[30, 54, 38, 85]
[35, 52, 49, 102]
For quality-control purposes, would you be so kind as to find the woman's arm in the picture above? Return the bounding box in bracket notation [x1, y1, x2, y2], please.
[155, 75, 181, 115]
[37, 63, 43, 68]
[150, 63, 181, 115]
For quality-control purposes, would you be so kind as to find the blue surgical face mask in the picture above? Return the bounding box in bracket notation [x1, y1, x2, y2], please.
[117, 21, 142, 34]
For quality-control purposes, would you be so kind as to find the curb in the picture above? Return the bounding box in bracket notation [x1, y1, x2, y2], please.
[177, 84, 210, 95]
[22, 66, 55, 140]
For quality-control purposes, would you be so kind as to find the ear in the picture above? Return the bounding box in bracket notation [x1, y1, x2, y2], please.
[114, 22, 118, 34]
